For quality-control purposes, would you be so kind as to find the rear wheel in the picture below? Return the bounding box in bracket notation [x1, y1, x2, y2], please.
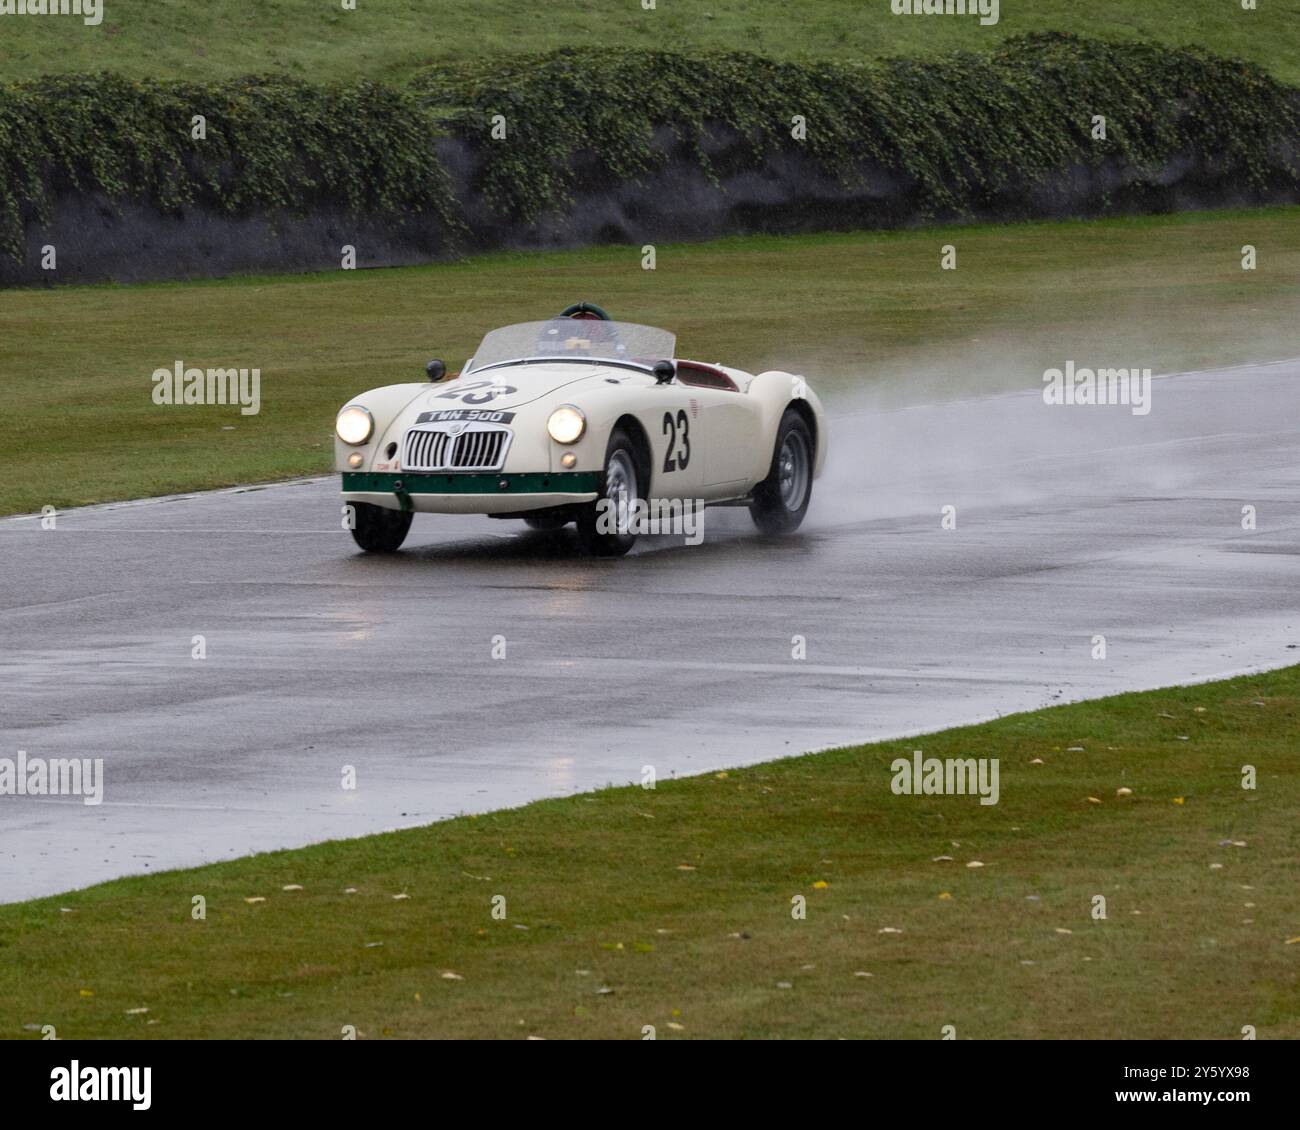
[349, 501, 413, 553]
[750, 409, 813, 535]
[577, 428, 642, 557]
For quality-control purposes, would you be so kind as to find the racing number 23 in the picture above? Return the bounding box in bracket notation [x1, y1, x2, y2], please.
[662, 410, 691, 472]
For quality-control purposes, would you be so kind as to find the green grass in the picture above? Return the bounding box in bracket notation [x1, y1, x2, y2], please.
[2, 0, 1298, 84]
[3, 206, 1298, 517]
[1, 666, 1296, 1040]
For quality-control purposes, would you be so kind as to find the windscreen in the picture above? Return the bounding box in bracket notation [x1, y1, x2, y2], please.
[467, 320, 676, 372]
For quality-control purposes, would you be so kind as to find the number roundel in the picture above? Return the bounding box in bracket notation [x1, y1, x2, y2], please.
[662, 410, 690, 472]
[435, 380, 517, 405]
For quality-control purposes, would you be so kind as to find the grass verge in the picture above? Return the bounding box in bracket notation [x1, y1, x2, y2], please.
[1, 0, 1297, 85]
[4, 206, 1299, 517]
[1, 666, 1297, 1039]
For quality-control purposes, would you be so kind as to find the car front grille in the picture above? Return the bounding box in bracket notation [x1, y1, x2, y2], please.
[402, 425, 511, 472]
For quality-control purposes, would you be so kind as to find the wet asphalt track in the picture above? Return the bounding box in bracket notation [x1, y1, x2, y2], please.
[2, 360, 1298, 901]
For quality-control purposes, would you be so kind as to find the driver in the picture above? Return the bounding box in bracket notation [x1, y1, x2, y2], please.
[535, 304, 626, 359]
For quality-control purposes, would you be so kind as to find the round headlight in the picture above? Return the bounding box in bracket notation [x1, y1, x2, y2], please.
[336, 405, 374, 446]
[547, 405, 586, 445]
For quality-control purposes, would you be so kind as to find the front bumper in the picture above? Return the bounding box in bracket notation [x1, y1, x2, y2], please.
[341, 470, 600, 515]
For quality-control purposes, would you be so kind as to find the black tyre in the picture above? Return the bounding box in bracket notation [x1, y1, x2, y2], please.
[750, 408, 813, 535]
[576, 427, 642, 557]
[349, 501, 413, 553]
[523, 514, 570, 532]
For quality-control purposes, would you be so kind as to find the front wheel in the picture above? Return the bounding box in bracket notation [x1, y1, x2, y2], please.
[348, 501, 413, 553]
[576, 427, 642, 557]
[750, 409, 813, 535]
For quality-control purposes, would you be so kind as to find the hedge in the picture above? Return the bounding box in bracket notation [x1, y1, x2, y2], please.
[0, 74, 461, 263]
[412, 32, 1299, 225]
[1, 34, 1296, 265]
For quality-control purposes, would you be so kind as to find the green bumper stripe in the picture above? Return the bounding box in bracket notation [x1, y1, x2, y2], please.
[342, 470, 600, 495]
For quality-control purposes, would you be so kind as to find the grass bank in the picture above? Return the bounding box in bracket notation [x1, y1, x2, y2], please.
[1, 1, 1296, 85]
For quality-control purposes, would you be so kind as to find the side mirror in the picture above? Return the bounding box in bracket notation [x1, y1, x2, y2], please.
[653, 360, 675, 385]
[426, 358, 447, 382]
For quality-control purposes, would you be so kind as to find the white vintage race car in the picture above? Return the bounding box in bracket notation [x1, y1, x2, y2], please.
[334, 303, 826, 556]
